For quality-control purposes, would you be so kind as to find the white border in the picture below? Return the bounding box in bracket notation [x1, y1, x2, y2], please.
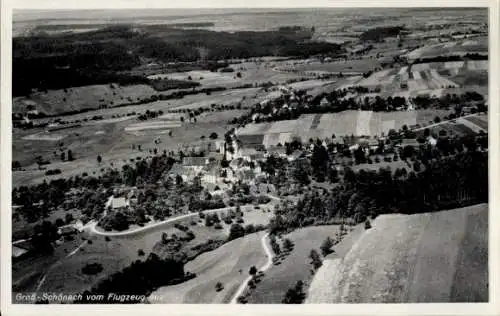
[1, 1, 499, 315]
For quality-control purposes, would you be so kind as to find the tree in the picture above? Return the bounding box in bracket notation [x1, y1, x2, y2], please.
[67, 150, 74, 161]
[97, 155, 102, 164]
[283, 238, 294, 252]
[60, 152, 66, 161]
[249, 266, 258, 276]
[282, 280, 305, 304]
[228, 223, 245, 240]
[320, 236, 334, 256]
[64, 212, 74, 224]
[209, 132, 218, 140]
[365, 219, 372, 230]
[55, 218, 65, 227]
[309, 249, 322, 269]
[137, 249, 145, 256]
[215, 282, 224, 292]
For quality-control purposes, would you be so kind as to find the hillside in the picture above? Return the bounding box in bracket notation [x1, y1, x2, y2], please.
[306, 203, 488, 303]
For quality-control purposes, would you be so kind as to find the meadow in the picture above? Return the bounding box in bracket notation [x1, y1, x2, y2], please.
[305, 204, 488, 303]
[246, 225, 341, 303]
[150, 231, 268, 303]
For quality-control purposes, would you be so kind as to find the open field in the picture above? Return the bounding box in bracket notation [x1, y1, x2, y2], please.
[404, 36, 488, 60]
[246, 225, 341, 303]
[148, 61, 304, 90]
[415, 114, 487, 138]
[13, 84, 166, 116]
[292, 58, 382, 74]
[12, 120, 233, 187]
[306, 204, 488, 303]
[150, 231, 268, 303]
[346, 59, 487, 98]
[236, 110, 452, 146]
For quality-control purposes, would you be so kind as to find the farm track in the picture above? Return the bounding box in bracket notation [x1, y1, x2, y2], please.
[229, 233, 273, 304]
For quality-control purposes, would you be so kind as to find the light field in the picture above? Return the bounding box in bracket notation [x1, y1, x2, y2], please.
[306, 204, 488, 303]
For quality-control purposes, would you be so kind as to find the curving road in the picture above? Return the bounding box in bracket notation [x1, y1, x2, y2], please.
[85, 194, 280, 237]
[229, 232, 274, 304]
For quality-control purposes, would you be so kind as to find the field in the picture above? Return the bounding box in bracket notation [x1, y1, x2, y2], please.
[246, 225, 341, 303]
[283, 58, 382, 75]
[148, 61, 304, 89]
[12, 119, 233, 187]
[404, 36, 488, 60]
[415, 114, 487, 138]
[150, 231, 268, 303]
[13, 84, 166, 116]
[345, 59, 488, 98]
[306, 204, 488, 303]
[236, 110, 452, 146]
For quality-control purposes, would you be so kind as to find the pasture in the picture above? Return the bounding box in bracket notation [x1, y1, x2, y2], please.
[150, 231, 268, 303]
[246, 225, 340, 303]
[306, 204, 488, 303]
[12, 119, 233, 187]
[34, 205, 274, 297]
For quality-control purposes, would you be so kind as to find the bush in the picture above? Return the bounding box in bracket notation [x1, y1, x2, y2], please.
[215, 282, 224, 292]
[365, 219, 372, 230]
[138, 249, 145, 256]
[45, 169, 62, 176]
[214, 223, 223, 229]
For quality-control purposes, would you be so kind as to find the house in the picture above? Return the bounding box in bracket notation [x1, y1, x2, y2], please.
[238, 147, 259, 160]
[182, 156, 210, 172]
[400, 138, 420, 148]
[237, 169, 256, 184]
[167, 163, 198, 183]
[288, 150, 304, 162]
[427, 136, 438, 146]
[266, 146, 287, 158]
[58, 225, 78, 237]
[110, 197, 129, 210]
[236, 134, 265, 150]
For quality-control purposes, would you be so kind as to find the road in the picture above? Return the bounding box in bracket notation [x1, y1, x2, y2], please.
[86, 194, 280, 237]
[229, 232, 274, 304]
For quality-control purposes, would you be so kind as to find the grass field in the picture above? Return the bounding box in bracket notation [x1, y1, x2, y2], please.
[246, 225, 340, 303]
[150, 231, 268, 303]
[12, 120, 233, 187]
[306, 204, 488, 303]
[237, 110, 451, 147]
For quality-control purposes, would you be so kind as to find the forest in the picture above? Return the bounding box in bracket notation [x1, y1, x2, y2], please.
[13, 24, 343, 96]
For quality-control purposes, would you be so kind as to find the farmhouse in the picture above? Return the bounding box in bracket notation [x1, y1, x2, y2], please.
[182, 157, 210, 172]
[236, 134, 265, 150]
[58, 225, 78, 237]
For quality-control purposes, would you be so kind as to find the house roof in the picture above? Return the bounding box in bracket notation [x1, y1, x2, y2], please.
[238, 134, 265, 146]
[238, 169, 256, 180]
[183, 156, 209, 166]
[111, 197, 128, 209]
[59, 226, 78, 235]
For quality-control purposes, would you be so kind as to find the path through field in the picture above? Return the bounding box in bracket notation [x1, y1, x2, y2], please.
[229, 233, 273, 304]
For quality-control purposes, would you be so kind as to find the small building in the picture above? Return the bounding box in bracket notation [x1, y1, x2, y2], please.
[400, 138, 420, 148]
[58, 225, 78, 236]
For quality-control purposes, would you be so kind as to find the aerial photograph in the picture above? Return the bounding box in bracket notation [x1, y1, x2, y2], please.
[10, 7, 488, 304]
